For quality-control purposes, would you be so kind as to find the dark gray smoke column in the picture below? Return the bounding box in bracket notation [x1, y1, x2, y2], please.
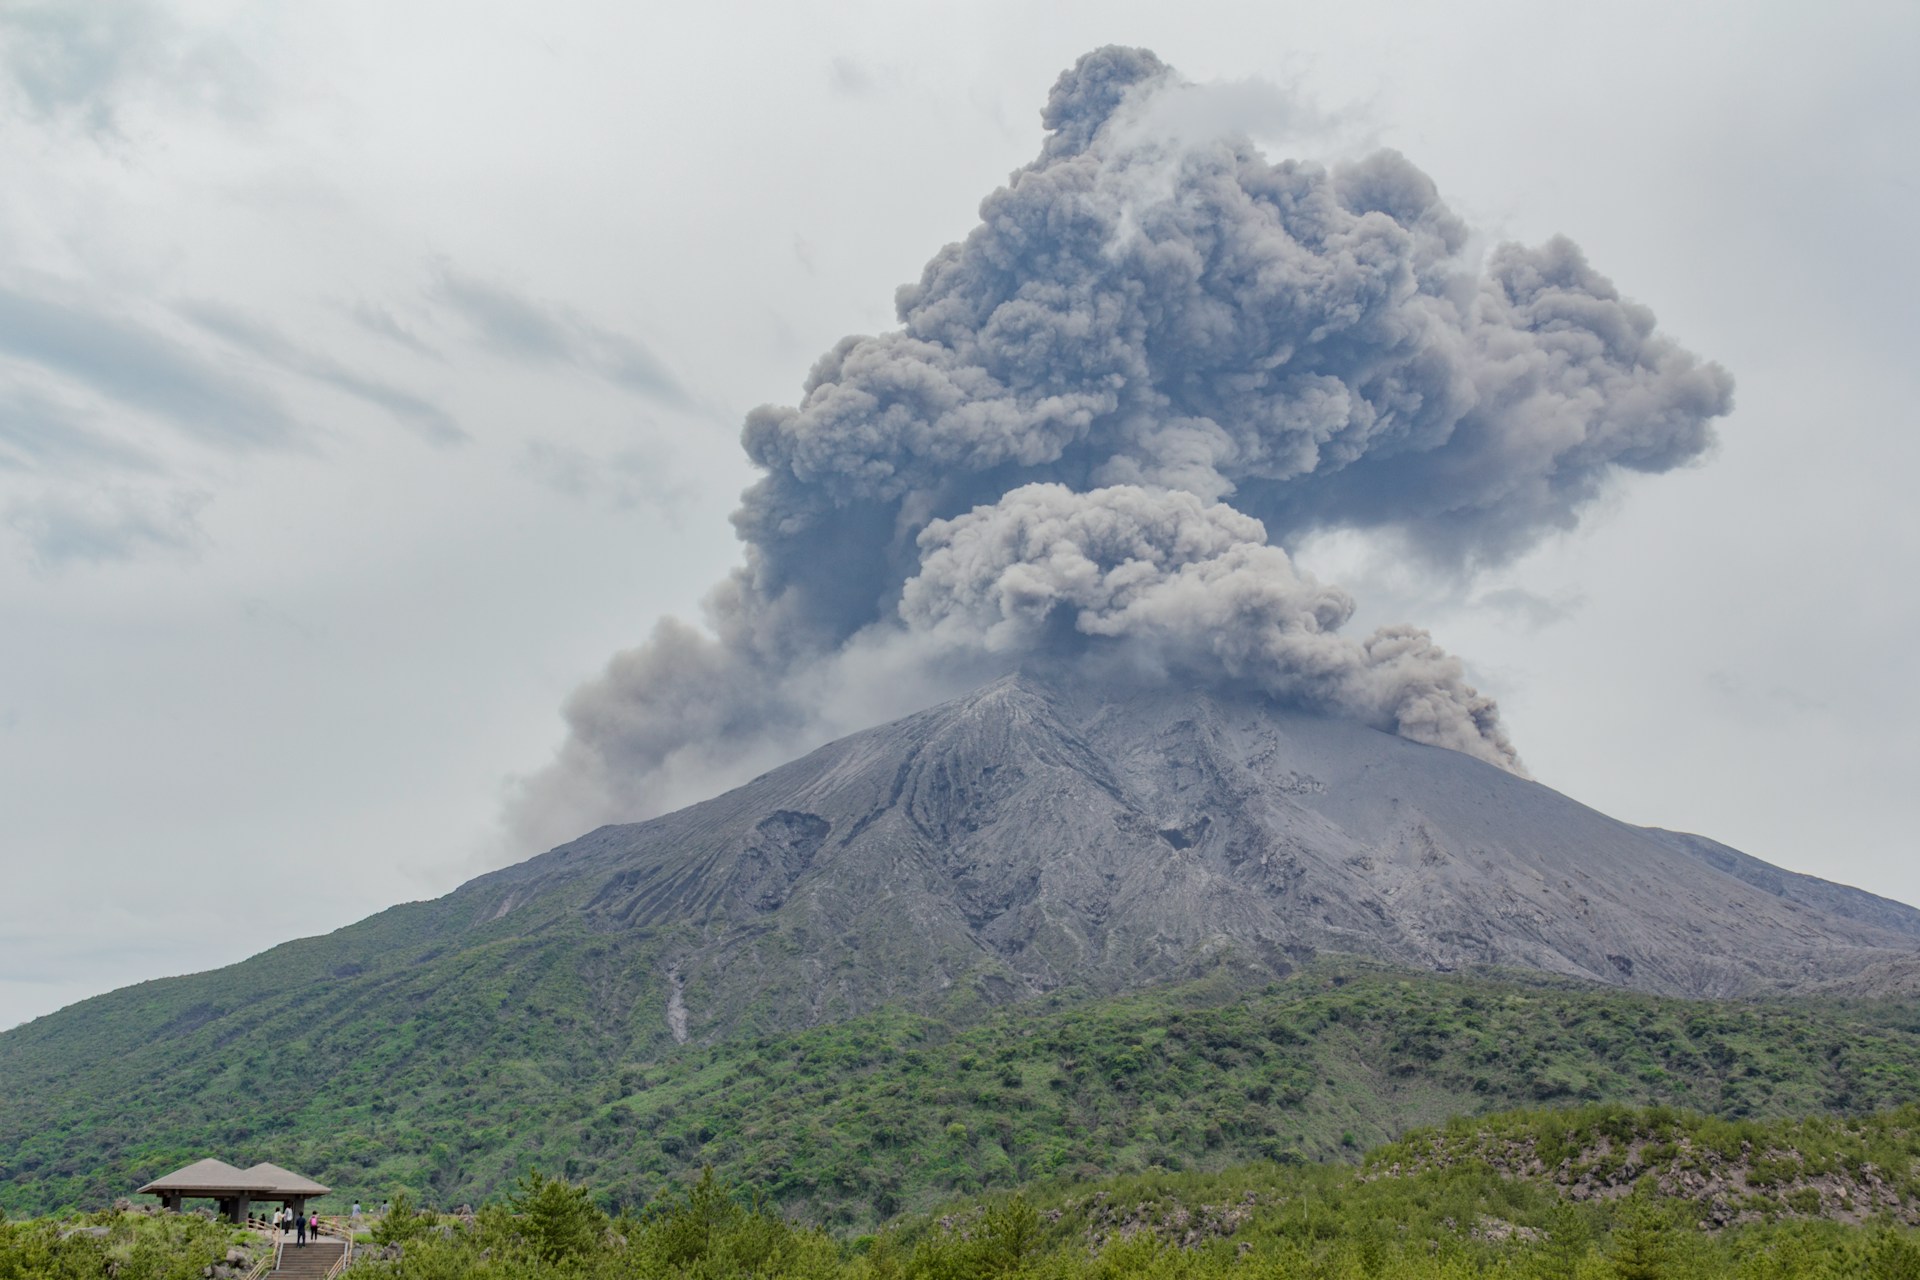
[509, 46, 1732, 849]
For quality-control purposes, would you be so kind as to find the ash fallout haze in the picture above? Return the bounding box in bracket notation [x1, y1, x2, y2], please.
[0, 2, 1915, 1032]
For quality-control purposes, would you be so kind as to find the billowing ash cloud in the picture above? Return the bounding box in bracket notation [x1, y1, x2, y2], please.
[507, 46, 1731, 849]
[902, 483, 1517, 769]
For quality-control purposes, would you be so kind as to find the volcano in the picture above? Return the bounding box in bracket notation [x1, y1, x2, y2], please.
[8, 670, 1920, 1216]
[456, 671, 1920, 1043]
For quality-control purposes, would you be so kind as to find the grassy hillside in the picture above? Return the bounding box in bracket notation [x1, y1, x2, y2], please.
[20, 1106, 1920, 1279]
[6, 960, 1920, 1224]
[856, 1104, 1920, 1279]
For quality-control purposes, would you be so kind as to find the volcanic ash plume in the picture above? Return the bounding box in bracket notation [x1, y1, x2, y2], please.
[507, 46, 1732, 850]
[902, 483, 1518, 770]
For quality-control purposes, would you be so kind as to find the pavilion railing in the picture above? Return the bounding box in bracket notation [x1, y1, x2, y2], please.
[240, 1215, 280, 1278]
[237, 1237, 282, 1279]
[317, 1214, 356, 1276]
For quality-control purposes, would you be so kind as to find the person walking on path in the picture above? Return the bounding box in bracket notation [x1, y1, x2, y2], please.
[295, 1210, 307, 1246]
[309, 1211, 320, 1242]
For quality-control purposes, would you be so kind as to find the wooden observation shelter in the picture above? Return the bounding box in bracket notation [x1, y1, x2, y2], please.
[137, 1158, 330, 1223]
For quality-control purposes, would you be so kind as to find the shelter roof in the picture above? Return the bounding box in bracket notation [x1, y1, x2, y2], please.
[244, 1163, 330, 1195]
[136, 1159, 254, 1194]
[136, 1158, 329, 1197]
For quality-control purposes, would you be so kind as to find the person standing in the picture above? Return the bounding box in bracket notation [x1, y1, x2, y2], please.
[309, 1211, 320, 1242]
[295, 1210, 307, 1247]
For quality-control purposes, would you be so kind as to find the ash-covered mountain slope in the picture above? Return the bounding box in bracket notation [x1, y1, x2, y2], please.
[1643, 827, 1920, 941]
[454, 672, 1920, 1039]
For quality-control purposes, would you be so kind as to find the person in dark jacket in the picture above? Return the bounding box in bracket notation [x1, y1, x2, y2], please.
[295, 1211, 307, 1246]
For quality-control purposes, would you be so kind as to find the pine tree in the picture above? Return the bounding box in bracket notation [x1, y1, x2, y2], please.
[1867, 1228, 1920, 1280]
[1608, 1190, 1673, 1280]
[505, 1168, 606, 1265]
[1538, 1199, 1596, 1280]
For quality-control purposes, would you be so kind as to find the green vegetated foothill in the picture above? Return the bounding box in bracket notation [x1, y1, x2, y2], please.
[14, 1107, 1920, 1279]
[0, 1208, 258, 1280]
[7, 961, 1920, 1227]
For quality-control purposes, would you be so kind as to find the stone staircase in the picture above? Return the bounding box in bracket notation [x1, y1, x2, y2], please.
[269, 1239, 346, 1277]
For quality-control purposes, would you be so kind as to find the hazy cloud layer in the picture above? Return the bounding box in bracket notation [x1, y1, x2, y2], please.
[182, 301, 466, 446]
[6, 485, 204, 568]
[0, 285, 299, 453]
[0, 386, 156, 476]
[0, 0, 175, 130]
[505, 46, 1731, 849]
[0, 282, 315, 567]
[522, 440, 696, 513]
[0, 0, 265, 133]
[430, 266, 687, 404]
[349, 302, 444, 362]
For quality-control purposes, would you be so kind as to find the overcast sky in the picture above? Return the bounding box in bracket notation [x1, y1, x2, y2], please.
[2, 0, 1915, 1031]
